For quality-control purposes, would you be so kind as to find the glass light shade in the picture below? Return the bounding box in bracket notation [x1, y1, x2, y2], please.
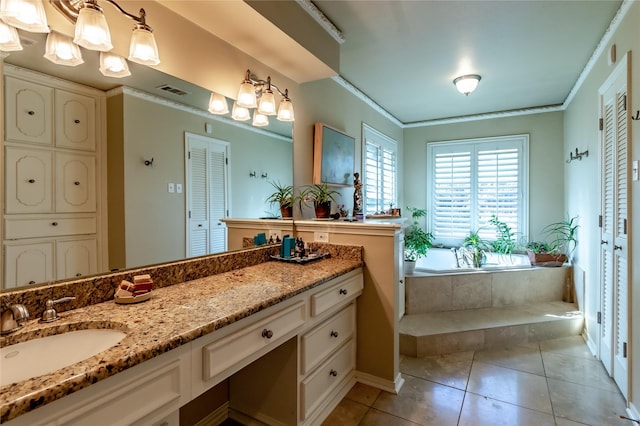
[231, 102, 250, 121]
[129, 26, 159, 65]
[0, 0, 49, 33]
[236, 81, 257, 108]
[0, 21, 23, 51]
[257, 89, 276, 116]
[276, 98, 295, 122]
[99, 52, 131, 77]
[44, 32, 84, 66]
[208, 92, 229, 115]
[74, 5, 113, 51]
[453, 74, 481, 95]
[252, 111, 269, 127]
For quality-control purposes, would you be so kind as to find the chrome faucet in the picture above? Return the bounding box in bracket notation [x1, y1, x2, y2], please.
[40, 297, 76, 323]
[0, 304, 30, 335]
[451, 247, 461, 268]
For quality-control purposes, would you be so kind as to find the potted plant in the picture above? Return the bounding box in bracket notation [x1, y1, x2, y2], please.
[300, 183, 340, 218]
[527, 215, 578, 266]
[404, 206, 434, 273]
[462, 230, 489, 268]
[266, 180, 294, 218]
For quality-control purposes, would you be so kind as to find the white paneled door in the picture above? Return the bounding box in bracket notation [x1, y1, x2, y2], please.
[598, 53, 630, 400]
[185, 133, 229, 257]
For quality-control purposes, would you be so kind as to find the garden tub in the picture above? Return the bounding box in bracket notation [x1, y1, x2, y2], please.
[415, 247, 531, 274]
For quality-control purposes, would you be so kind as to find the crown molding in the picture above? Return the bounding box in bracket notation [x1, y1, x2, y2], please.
[107, 86, 293, 143]
[297, 0, 345, 44]
[404, 105, 564, 128]
[331, 75, 403, 127]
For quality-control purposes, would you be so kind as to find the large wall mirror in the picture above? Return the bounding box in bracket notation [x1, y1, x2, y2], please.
[1, 32, 293, 291]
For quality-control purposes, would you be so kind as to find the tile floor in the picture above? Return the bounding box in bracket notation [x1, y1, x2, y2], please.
[323, 336, 633, 426]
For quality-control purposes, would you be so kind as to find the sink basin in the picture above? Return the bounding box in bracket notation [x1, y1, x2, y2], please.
[1, 329, 126, 386]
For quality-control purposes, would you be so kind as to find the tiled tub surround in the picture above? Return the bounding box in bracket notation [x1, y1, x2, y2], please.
[401, 265, 584, 356]
[0, 243, 363, 422]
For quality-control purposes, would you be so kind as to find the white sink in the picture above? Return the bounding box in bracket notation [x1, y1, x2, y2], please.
[1, 329, 126, 386]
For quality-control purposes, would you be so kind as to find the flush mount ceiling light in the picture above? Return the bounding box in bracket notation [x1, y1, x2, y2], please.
[219, 69, 294, 125]
[453, 74, 481, 96]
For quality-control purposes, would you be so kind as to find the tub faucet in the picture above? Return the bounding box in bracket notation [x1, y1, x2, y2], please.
[0, 304, 30, 335]
[451, 247, 461, 268]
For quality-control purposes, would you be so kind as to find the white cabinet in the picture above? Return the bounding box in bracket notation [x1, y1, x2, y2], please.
[4, 77, 53, 145]
[55, 89, 96, 151]
[2, 69, 103, 289]
[4, 146, 53, 214]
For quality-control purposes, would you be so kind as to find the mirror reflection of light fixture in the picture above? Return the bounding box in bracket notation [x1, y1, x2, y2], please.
[252, 111, 269, 127]
[231, 101, 250, 121]
[0, 20, 23, 51]
[230, 69, 294, 125]
[0, 0, 49, 33]
[44, 31, 84, 66]
[73, 0, 113, 51]
[208, 92, 229, 115]
[453, 74, 481, 96]
[99, 51, 130, 77]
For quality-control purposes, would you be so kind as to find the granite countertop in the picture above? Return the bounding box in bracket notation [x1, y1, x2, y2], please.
[0, 257, 362, 423]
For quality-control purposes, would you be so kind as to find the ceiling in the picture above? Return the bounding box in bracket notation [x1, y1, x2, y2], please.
[310, 0, 623, 124]
[4, 1, 623, 127]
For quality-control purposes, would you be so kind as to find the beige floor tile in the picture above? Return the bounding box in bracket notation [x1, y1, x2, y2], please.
[542, 351, 619, 392]
[372, 375, 464, 425]
[400, 352, 473, 390]
[345, 382, 382, 407]
[359, 408, 422, 426]
[321, 398, 369, 426]
[467, 362, 552, 414]
[458, 392, 556, 426]
[539, 335, 595, 360]
[554, 417, 592, 425]
[548, 377, 629, 425]
[473, 345, 545, 376]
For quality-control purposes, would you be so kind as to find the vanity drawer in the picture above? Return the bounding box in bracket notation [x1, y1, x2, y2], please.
[5, 216, 96, 239]
[311, 271, 363, 317]
[300, 339, 355, 420]
[301, 303, 355, 374]
[202, 301, 305, 382]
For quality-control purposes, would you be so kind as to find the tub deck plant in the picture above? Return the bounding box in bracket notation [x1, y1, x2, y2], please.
[527, 216, 578, 266]
[404, 206, 434, 273]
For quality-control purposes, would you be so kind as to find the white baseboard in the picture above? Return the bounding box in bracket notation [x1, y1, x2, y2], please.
[355, 370, 404, 394]
[626, 403, 640, 423]
[195, 402, 229, 426]
[303, 374, 356, 426]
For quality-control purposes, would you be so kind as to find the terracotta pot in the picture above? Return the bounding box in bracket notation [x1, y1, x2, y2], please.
[527, 250, 567, 267]
[314, 201, 332, 218]
[280, 205, 293, 218]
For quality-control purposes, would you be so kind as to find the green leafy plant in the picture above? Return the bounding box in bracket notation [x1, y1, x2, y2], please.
[266, 180, 293, 208]
[404, 206, 434, 261]
[542, 215, 579, 256]
[526, 240, 551, 254]
[462, 230, 489, 267]
[299, 183, 340, 207]
[488, 215, 519, 255]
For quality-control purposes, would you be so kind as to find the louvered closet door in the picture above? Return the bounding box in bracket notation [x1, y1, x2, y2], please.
[599, 54, 630, 399]
[185, 133, 229, 257]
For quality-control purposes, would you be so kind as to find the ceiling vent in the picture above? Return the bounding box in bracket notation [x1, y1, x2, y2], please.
[156, 84, 189, 96]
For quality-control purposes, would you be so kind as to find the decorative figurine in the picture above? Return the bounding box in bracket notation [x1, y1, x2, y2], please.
[353, 172, 363, 217]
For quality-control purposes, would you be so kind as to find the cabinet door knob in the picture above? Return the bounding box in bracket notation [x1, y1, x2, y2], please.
[74, 119, 80, 124]
[339, 288, 348, 295]
[28, 179, 35, 183]
[27, 110, 35, 115]
[329, 369, 338, 377]
[74, 181, 80, 186]
[29, 280, 36, 284]
[330, 330, 339, 338]
[76, 273, 82, 277]
[262, 328, 273, 339]
[51, 222, 58, 226]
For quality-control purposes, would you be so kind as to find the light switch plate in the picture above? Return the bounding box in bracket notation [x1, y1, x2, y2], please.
[176, 183, 183, 193]
[168, 183, 175, 193]
[633, 160, 638, 181]
[314, 232, 329, 242]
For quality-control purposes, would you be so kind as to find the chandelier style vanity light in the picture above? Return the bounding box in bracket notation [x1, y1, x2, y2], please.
[0, 0, 159, 76]
[209, 69, 295, 126]
[453, 74, 481, 96]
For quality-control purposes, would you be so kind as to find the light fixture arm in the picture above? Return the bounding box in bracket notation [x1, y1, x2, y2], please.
[51, 0, 149, 28]
[247, 69, 289, 99]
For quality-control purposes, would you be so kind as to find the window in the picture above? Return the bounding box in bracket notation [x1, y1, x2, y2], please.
[363, 124, 398, 215]
[426, 134, 529, 247]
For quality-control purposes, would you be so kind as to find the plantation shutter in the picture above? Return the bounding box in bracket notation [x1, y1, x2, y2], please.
[433, 150, 471, 240]
[363, 124, 398, 215]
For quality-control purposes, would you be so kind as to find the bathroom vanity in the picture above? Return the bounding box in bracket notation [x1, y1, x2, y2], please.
[0, 249, 362, 425]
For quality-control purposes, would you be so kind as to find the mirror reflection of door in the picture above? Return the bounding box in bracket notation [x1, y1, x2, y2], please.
[185, 132, 229, 257]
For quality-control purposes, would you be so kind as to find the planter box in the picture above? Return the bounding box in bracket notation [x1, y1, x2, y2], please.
[527, 250, 567, 267]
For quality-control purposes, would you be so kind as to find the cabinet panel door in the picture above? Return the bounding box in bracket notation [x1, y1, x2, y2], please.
[5, 146, 53, 213]
[4, 77, 53, 145]
[55, 238, 97, 280]
[55, 152, 96, 212]
[55, 89, 96, 151]
[4, 241, 54, 288]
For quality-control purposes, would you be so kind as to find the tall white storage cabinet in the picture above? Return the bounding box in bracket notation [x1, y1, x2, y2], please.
[2, 65, 105, 289]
